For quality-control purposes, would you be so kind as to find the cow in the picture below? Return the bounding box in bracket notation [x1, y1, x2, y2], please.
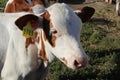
[0, 3, 88, 80]
[4, 0, 49, 13]
[105, 0, 120, 16]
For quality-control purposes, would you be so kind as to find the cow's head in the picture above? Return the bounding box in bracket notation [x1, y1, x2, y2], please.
[40, 3, 88, 69]
[15, 3, 88, 69]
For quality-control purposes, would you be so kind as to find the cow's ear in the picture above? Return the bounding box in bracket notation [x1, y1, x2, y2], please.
[74, 6, 95, 23]
[15, 14, 40, 30]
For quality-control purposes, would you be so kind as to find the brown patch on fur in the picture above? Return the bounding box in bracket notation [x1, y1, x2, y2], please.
[4, 0, 32, 13]
[43, 31, 47, 41]
[4, 0, 50, 13]
[51, 35, 56, 47]
[38, 33, 48, 62]
[42, 11, 50, 20]
[50, 22, 53, 28]
[32, 0, 43, 6]
[25, 38, 35, 48]
[37, 36, 40, 43]
[25, 32, 39, 48]
[34, 32, 40, 43]
[41, 11, 56, 47]
[25, 31, 48, 63]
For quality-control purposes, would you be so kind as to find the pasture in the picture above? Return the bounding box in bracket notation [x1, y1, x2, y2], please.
[0, 0, 120, 80]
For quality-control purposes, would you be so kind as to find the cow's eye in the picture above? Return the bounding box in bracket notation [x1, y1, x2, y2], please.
[50, 29, 57, 35]
[52, 30, 57, 34]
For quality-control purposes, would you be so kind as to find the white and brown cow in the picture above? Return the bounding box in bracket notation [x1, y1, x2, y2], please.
[0, 3, 88, 80]
[4, 0, 49, 13]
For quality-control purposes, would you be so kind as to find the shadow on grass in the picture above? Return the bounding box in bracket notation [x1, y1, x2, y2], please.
[89, 18, 113, 25]
[88, 48, 120, 57]
[59, 75, 82, 80]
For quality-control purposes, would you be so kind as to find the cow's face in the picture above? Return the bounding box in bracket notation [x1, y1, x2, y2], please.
[41, 3, 88, 69]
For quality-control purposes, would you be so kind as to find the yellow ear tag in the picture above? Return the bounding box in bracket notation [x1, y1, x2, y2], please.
[23, 22, 34, 38]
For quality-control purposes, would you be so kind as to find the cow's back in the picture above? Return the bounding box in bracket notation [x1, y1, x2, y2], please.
[0, 13, 20, 73]
[0, 23, 10, 73]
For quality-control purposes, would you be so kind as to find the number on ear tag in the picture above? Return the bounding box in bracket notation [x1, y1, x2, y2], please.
[23, 22, 34, 38]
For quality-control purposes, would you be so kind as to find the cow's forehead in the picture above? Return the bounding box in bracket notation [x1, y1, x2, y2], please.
[46, 3, 81, 34]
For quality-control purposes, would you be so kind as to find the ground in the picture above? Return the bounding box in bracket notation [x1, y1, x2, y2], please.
[70, 0, 120, 38]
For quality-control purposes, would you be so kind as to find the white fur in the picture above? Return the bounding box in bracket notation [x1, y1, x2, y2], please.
[6, 0, 13, 3]
[31, 5, 46, 14]
[74, 10, 82, 13]
[0, 13, 43, 80]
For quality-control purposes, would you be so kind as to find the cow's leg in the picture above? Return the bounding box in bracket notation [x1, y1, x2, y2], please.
[1, 40, 19, 80]
[105, 0, 109, 3]
[109, 0, 112, 4]
[116, 0, 120, 16]
[105, 0, 112, 4]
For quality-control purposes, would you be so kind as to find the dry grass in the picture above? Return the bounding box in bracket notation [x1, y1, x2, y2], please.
[69, 1, 120, 39]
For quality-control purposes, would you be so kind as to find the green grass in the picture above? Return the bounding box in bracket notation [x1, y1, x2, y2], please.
[0, 0, 120, 80]
[0, 0, 7, 12]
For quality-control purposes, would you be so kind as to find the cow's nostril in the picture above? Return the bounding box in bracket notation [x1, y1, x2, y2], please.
[74, 60, 82, 68]
[74, 58, 87, 68]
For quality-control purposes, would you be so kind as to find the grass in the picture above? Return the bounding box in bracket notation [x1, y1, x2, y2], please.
[0, 0, 120, 80]
[0, 0, 7, 12]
